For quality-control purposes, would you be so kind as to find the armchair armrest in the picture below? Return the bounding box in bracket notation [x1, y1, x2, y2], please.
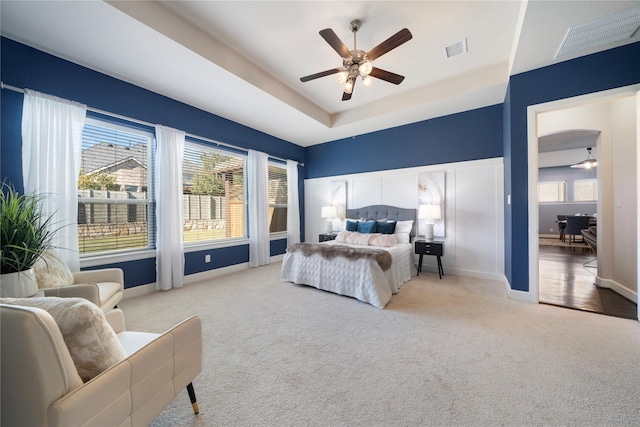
[73, 268, 124, 311]
[104, 309, 126, 334]
[73, 269, 123, 290]
[43, 284, 100, 306]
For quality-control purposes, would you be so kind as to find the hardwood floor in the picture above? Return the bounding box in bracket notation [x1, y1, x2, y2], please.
[538, 244, 637, 320]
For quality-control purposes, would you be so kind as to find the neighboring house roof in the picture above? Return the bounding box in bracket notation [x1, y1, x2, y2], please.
[88, 157, 146, 175]
[82, 142, 147, 174]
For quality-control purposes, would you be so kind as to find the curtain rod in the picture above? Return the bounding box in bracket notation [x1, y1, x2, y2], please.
[1, 81, 302, 166]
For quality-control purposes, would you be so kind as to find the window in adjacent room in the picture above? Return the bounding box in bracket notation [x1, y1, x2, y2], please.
[183, 141, 247, 243]
[78, 118, 154, 255]
[574, 179, 597, 202]
[538, 181, 566, 202]
[268, 162, 287, 233]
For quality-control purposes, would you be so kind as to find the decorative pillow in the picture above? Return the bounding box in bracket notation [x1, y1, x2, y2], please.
[347, 232, 375, 246]
[343, 218, 358, 231]
[345, 220, 358, 232]
[357, 221, 377, 234]
[334, 230, 348, 243]
[0, 297, 127, 382]
[376, 220, 397, 234]
[336, 231, 374, 246]
[32, 250, 74, 289]
[394, 220, 413, 243]
[369, 233, 398, 247]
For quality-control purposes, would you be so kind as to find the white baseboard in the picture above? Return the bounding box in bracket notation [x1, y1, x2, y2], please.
[123, 282, 157, 300]
[595, 276, 638, 303]
[508, 287, 536, 303]
[123, 255, 284, 301]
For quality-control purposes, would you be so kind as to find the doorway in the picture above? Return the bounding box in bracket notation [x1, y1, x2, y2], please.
[527, 85, 640, 320]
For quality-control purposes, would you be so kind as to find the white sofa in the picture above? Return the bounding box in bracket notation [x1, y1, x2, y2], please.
[0, 303, 202, 426]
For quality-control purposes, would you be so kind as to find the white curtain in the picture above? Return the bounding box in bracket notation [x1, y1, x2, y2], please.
[248, 150, 269, 267]
[22, 89, 86, 272]
[155, 125, 185, 290]
[286, 160, 300, 246]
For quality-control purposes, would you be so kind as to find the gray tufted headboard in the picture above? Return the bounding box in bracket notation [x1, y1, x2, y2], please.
[346, 205, 417, 237]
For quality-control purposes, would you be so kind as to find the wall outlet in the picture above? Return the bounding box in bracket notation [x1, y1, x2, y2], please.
[550, 228, 553, 232]
[205, 254, 211, 263]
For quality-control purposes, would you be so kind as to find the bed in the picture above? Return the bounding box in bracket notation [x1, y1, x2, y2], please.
[280, 205, 417, 308]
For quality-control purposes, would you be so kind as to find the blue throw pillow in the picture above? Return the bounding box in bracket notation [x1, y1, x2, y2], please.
[376, 220, 396, 234]
[345, 220, 358, 232]
[357, 221, 376, 234]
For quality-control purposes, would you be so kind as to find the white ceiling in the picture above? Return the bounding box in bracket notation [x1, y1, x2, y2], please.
[2, 1, 639, 147]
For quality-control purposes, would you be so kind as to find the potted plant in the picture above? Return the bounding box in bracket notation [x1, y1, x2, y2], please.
[0, 182, 57, 297]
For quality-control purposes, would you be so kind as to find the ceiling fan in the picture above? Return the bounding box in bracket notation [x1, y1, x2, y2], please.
[300, 19, 412, 101]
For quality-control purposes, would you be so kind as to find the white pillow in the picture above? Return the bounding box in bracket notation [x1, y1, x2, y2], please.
[32, 250, 74, 289]
[394, 220, 413, 244]
[0, 297, 127, 382]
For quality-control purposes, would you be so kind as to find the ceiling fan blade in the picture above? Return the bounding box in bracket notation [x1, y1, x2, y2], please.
[366, 28, 412, 61]
[369, 67, 405, 85]
[342, 90, 353, 101]
[300, 68, 342, 82]
[319, 28, 353, 59]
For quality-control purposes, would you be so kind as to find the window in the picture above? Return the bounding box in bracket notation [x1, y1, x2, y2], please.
[538, 181, 566, 202]
[574, 179, 597, 201]
[78, 119, 154, 255]
[268, 162, 287, 233]
[183, 141, 247, 243]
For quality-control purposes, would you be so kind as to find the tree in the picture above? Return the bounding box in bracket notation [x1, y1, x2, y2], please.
[78, 169, 121, 191]
[191, 152, 228, 196]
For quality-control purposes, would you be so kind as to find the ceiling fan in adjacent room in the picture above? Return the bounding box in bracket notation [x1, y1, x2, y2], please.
[300, 19, 412, 101]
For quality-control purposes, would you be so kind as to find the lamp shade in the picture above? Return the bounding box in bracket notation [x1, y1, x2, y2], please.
[321, 206, 337, 218]
[418, 204, 441, 220]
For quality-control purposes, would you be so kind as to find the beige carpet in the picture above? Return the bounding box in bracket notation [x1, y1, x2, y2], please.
[119, 263, 639, 426]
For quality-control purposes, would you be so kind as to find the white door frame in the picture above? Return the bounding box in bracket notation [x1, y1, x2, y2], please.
[527, 83, 640, 320]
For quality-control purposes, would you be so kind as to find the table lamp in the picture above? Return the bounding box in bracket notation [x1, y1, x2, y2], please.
[321, 206, 337, 234]
[418, 204, 441, 241]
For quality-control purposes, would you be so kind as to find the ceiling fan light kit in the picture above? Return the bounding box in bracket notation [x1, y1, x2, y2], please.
[300, 19, 412, 101]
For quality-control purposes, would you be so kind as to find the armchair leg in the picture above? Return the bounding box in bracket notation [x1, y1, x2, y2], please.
[187, 382, 199, 414]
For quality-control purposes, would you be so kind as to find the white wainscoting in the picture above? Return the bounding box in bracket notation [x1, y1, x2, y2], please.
[304, 158, 505, 281]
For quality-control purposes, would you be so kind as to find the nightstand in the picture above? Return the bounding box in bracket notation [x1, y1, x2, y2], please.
[415, 240, 444, 279]
[319, 233, 337, 242]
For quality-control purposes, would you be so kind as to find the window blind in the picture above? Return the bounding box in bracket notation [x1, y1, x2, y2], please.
[538, 181, 566, 203]
[78, 120, 154, 254]
[574, 179, 597, 202]
[268, 162, 287, 233]
[183, 142, 247, 243]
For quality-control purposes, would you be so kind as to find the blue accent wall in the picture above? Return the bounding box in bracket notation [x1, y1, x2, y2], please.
[1, 37, 304, 288]
[504, 41, 640, 292]
[305, 104, 504, 178]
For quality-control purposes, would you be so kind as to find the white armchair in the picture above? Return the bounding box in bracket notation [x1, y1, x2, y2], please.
[33, 251, 124, 311]
[0, 303, 202, 426]
[41, 268, 124, 312]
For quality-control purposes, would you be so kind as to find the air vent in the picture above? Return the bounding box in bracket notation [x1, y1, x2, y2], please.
[444, 38, 467, 58]
[555, 5, 640, 58]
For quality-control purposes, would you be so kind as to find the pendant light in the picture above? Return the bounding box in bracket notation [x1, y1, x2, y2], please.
[570, 147, 597, 169]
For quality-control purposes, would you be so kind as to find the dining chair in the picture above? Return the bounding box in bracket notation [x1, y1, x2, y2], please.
[564, 216, 592, 244]
[556, 215, 567, 242]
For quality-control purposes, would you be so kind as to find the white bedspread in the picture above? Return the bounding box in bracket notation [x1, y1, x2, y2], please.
[280, 242, 415, 308]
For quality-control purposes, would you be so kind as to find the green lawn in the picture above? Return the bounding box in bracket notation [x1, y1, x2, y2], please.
[80, 228, 230, 254]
